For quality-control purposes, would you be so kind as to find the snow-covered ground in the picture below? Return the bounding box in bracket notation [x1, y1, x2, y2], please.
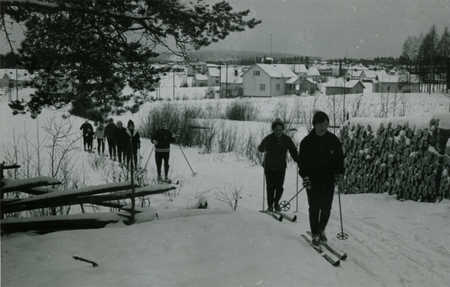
[1, 88, 450, 287]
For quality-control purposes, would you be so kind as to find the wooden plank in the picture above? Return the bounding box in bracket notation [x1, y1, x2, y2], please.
[2, 184, 175, 213]
[21, 186, 55, 195]
[0, 177, 61, 194]
[81, 184, 174, 203]
[1, 213, 122, 234]
[1, 182, 135, 212]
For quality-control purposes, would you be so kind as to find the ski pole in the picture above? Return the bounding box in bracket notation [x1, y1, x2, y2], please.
[143, 145, 154, 172]
[295, 166, 299, 213]
[336, 177, 348, 240]
[178, 144, 196, 176]
[262, 170, 265, 211]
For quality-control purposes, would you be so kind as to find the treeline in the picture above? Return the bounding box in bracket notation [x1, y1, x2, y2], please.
[400, 25, 450, 92]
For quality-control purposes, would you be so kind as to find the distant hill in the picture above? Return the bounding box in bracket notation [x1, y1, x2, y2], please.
[154, 49, 314, 63]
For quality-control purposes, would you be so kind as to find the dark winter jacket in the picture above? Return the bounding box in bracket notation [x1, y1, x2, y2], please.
[80, 122, 94, 137]
[151, 129, 175, 152]
[125, 129, 140, 153]
[104, 123, 117, 140]
[116, 127, 128, 148]
[298, 129, 344, 182]
[258, 133, 298, 171]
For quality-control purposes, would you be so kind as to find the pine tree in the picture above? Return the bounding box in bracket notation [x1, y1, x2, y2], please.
[1, 0, 261, 119]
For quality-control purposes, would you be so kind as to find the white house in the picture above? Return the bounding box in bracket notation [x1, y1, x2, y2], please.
[207, 64, 220, 87]
[307, 67, 321, 82]
[243, 64, 297, 97]
[220, 65, 244, 97]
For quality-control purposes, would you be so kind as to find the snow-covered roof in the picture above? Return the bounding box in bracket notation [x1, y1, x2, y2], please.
[292, 64, 308, 74]
[323, 78, 362, 88]
[195, 74, 208, 81]
[307, 67, 321, 77]
[285, 75, 299, 84]
[256, 64, 297, 79]
[350, 64, 368, 71]
[376, 71, 399, 83]
[208, 66, 220, 77]
[347, 70, 363, 77]
[364, 70, 378, 79]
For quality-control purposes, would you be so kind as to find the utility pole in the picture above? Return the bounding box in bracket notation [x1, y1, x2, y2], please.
[219, 65, 222, 98]
[225, 62, 228, 98]
[172, 70, 175, 101]
[270, 33, 273, 60]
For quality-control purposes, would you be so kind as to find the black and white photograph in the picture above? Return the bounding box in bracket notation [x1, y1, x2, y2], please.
[1, 0, 449, 286]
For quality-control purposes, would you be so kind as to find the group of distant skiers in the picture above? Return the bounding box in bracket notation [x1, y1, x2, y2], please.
[258, 111, 344, 247]
[80, 119, 176, 182]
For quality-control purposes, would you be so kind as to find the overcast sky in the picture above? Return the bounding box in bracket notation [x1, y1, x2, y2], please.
[1, 0, 450, 59]
[207, 0, 450, 58]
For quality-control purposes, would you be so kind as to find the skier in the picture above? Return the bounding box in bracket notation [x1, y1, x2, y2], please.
[80, 120, 94, 152]
[258, 118, 298, 212]
[115, 121, 128, 164]
[298, 111, 344, 246]
[95, 122, 105, 155]
[125, 120, 140, 169]
[104, 119, 117, 160]
[151, 122, 176, 182]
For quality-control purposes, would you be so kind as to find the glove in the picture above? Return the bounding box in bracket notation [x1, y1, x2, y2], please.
[302, 177, 312, 190]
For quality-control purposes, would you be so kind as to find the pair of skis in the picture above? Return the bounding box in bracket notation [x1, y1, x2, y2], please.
[259, 210, 297, 222]
[301, 231, 347, 267]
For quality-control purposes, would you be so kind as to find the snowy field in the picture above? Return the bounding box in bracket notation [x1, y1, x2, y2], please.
[1, 88, 450, 287]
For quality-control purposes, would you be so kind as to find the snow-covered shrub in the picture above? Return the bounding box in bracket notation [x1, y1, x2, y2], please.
[216, 186, 243, 211]
[224, 99, 258, 121]
[217, 125, 238, 153]
[140, 103, 204, 147]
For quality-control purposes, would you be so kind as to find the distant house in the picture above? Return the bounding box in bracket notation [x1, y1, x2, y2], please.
[362, 70, 378, 82]
[243, 64, 297, 97]
[346, 70, 365, 81]
[373, 72, 400, 93]
[307, 67, 321, 82]
[291, 64, 308, 77]
[373, 71, 420, 93]
[0, 74, 9, 88]
[207, 64, 221, 87]
[324, 78, 365, 95]
[220, 66, 244, 98]
[193, 73, 208, 87]
[317, 64, 333, 77]
[296, 77, 319, 95]
[187, 62, 208, 76]
[0, 69, 32, 88]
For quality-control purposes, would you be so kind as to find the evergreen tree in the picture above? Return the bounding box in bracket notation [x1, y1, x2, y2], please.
[437, 27, 450, 59]
[1, 0, 260, 118]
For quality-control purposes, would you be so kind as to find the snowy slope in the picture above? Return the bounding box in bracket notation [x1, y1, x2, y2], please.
[1, 89, 450, 287]
[2, 195, 450, 287]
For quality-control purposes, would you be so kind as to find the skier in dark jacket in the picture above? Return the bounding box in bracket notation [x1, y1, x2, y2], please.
[298, 111, 344, 246]
[80, 120, 94, 151]
[258, 118, 298, 212]
[125, 120, 141, 169]
[104, 119, 117, 160]
[115, 121, 128, 164]
[151, 123, 176, 182]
